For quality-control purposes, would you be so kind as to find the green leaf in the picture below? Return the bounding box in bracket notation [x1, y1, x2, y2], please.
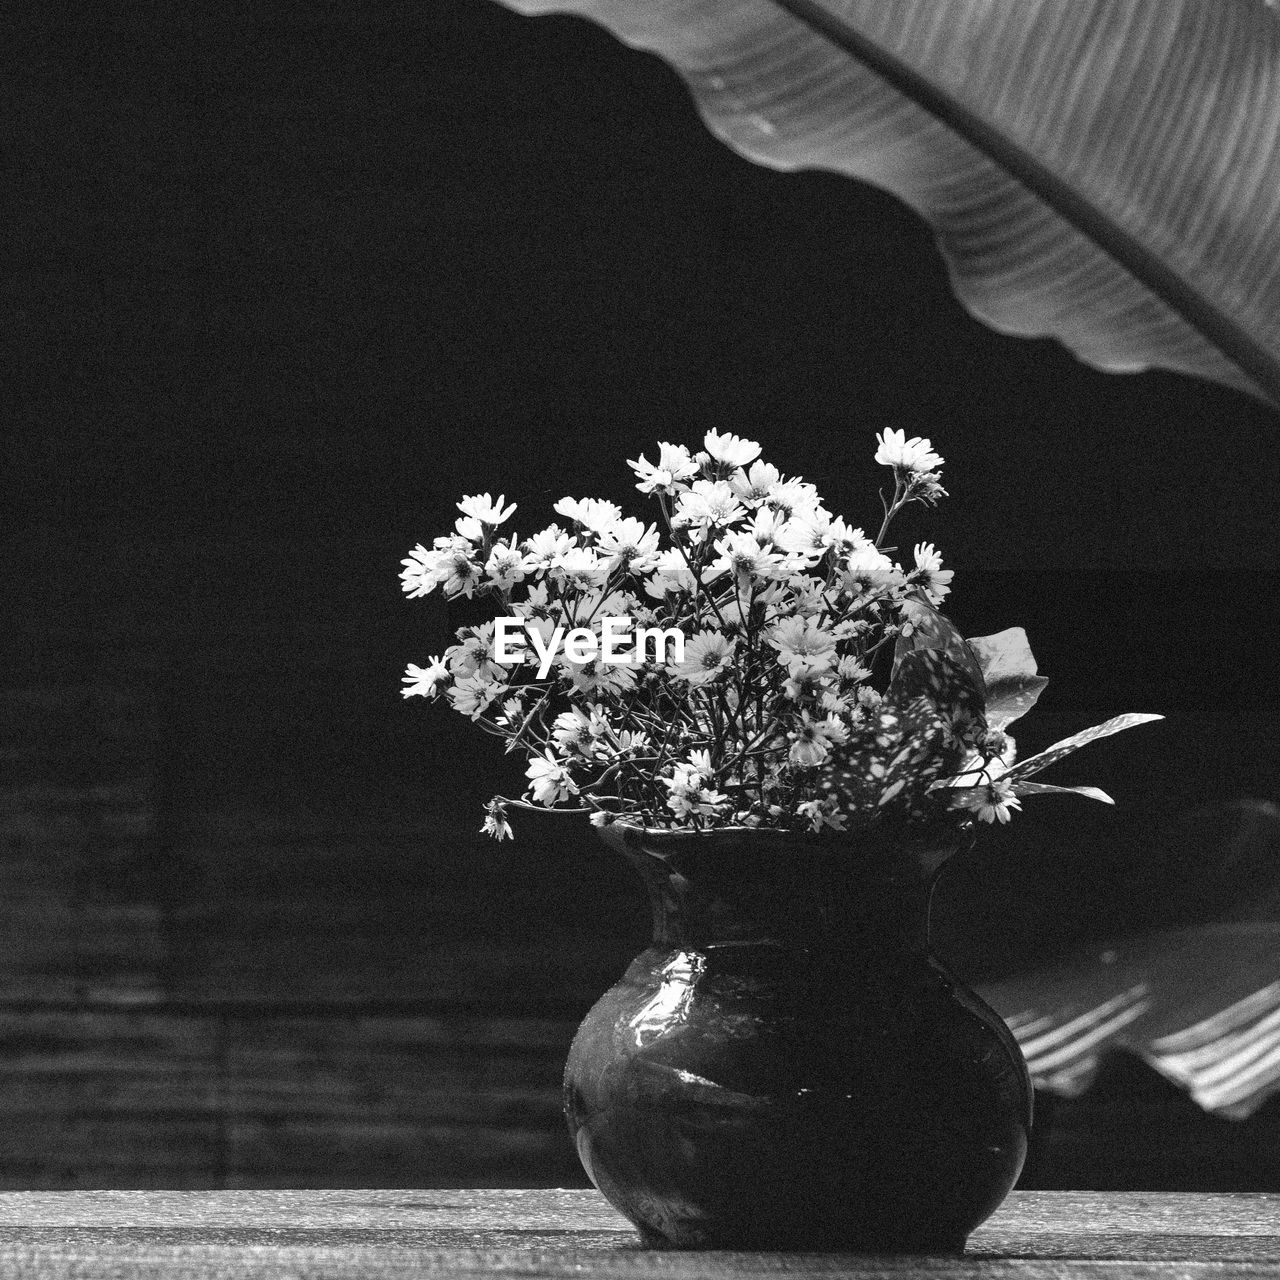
[496, 0, 1280, 403]
[966, 627, 1049, 732]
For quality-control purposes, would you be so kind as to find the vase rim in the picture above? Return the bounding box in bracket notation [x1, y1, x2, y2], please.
[598, 820, 834, 846]
[598, 818, 963, 838]
[596, 818, 970, 867]
[605, 820, 812, 837]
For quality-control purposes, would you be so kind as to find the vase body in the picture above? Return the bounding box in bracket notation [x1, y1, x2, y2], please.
[564, 824, 1032, 1252]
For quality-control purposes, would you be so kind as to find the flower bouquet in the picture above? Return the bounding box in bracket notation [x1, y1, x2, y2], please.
[400, 429, 1160, 845]
[398, 429, 1162, 1251]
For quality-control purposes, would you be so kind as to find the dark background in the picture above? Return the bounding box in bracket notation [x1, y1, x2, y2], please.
[2, 0, 1278, 1188]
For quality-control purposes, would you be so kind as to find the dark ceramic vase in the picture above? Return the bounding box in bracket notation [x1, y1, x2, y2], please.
[564, 823, 1032, 1252]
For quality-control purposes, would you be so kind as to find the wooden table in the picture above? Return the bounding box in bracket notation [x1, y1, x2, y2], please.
[0, 1190, 1277, 1277]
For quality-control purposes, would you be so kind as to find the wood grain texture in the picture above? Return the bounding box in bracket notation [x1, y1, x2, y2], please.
[0, 1009, 583, 1190]
[0, 678, 595, 1189]
[0, 689, 162, 1006]
[0, 1190, 1277, 1277]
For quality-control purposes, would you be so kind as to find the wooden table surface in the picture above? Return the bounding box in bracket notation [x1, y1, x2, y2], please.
[0, 1189, 1276, 1278]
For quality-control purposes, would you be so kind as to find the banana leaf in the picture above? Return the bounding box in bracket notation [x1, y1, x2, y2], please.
[494, 0, 1280, 406]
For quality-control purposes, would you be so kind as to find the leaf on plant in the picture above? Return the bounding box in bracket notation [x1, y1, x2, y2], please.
[822, 695, 957, 823]
[1012, 780, 1114, 806]
[967, 627, 1038, 681]
[889, 646, 986, 749]
[495, 0, 1280, 403]
[966, 627, 1050, 731]
[1006, 713, 1165, 783]
[892, 593, 985, 695]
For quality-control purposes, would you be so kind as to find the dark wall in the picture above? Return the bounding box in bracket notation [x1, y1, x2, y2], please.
[3, 0, 1277, 1188]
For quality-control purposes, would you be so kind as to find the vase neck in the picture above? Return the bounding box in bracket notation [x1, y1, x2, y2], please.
[605, 828, 950, 955]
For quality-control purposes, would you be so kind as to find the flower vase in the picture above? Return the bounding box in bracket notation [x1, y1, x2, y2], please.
[563, 823, 1032, 1252]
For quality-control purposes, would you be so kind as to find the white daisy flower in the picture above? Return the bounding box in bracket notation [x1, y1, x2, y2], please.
[445, 553, 484, 598]
[457, 492, 517, 526]
[526, 752, 578, 805]
[446, 624, 505, 681]
[447, 675, 505, 720]
[497, 694, 527, 726]
[564, 656, 638, 697]
[704, 429, 761, 467]
[844, 545, 896, 574]
[710, 530, 790, 585]
[908, 471, 948, 507]
[485, 540, 534, 590]
[628, 442, 700, 495]
[663, 761, 729, 819]
[480, 799, 513, 841]
[767, 617, 838, 677]
[824, 516, 873, 556]
[874, 429, 944, 474]
[596, 518, 661, 574]
[521, 524, 575, 569]
[837, 654, 872, 683]
[749, 506, 789, 545]
[668, 630, 736, 686]
[765, 479, 822, 521]
[552, 706, 610, 758]
[400, 544, 447, 598]
[820, 688, 857, 716]
[840, 545, 903, 595]
[454, 515, 485, 543]
[671, 480, 746, 540]
[729, 460, 783, 505]
[953, 777, 1022, 824]
[666, 762, 701, 791]
[787, 712, 849, 767]
[553, 496, 623, 535]
[670, 795, 717, 822]
[912, 541, 955, 605]
[612, 729, 651, 756]
[400, 657, 451, 699]
[550, 544, 605, 589]
[775, 509, 840, 559]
